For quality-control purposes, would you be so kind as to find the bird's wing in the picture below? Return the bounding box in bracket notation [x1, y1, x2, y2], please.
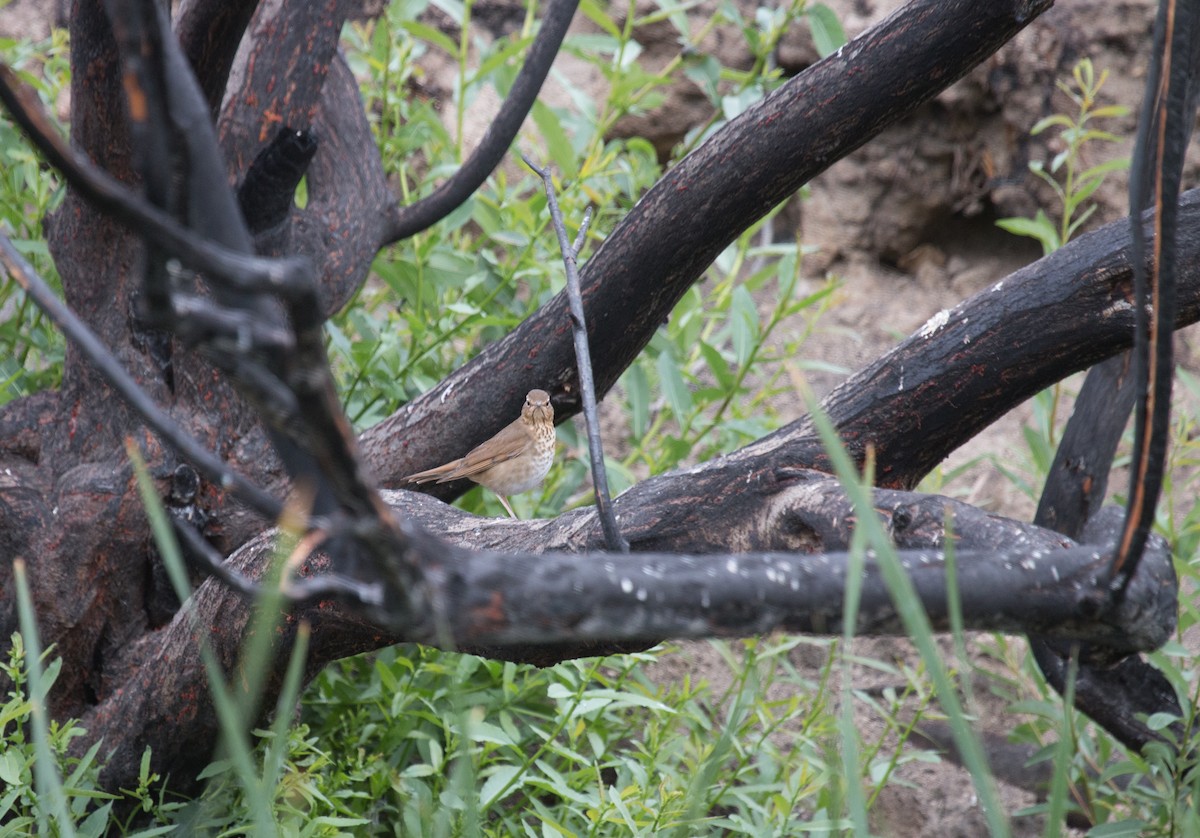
[434, 421, 529, 482]
[405, 460, 462, 483]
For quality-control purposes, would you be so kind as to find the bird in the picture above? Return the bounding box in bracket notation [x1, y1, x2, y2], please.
[404, 389, 556, 518]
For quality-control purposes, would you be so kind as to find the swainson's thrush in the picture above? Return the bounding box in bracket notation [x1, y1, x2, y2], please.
[405, 389, 556, 518]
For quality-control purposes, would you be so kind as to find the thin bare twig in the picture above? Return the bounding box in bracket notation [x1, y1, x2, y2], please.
[171, 518, 387, 608]
[522, 153, 628, 552]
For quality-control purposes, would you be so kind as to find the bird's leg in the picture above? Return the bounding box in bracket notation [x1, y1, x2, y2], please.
[496, 494, 518, 519]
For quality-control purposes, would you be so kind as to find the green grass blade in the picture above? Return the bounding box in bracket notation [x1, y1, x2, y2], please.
[127, 442, 276, 833]
[839, 511, 871, 833]
[262, 621, 311, 794]
[1043, 652, 1078, 837]
[943, 513, 974, 707]
[802, 389, 1011, 837]
[12, 559, 78, 837]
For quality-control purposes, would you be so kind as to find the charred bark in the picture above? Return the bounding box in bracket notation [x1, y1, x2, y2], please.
[89, 479, 1174, 795]
[359, 0, 1058, 490]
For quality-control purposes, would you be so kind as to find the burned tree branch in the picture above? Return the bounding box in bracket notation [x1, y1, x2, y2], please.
[216, 0, 353, 172]
[285, 52, 397, 315]
[175, 0, 259, 118]
[0, 233, 283, 519]
[237, 127, 319, 235]
[381, 0, 581, 244]
[0, 62, 314, 299]
[212, 0, 387, 315]
[433, 528, 1172, 658]
[1035, 353, 1137, 541]
[362, 0, 1058, 489]
[758, 189, 1200, 490]
[1112, 0, 1200, 586]
[86, 473, 1177, 792]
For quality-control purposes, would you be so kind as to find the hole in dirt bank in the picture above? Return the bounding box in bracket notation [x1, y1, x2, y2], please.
[889, 205, 1044, 290]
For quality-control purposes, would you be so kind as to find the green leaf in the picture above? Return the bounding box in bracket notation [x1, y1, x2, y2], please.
[0, 694, 32, 731]
[1064, 203, 1097, 240]
[599, 455, 635, 497]
[479, 764, 522, 808]
[531, 101, 578, 179]
[400, 763, 438, 779]
[399, 20, 459, 55]
[442, 195, 476, 233]
[730, 286, 759, 368]
[995, 212, 1059, 254]
[0, 749, 24, 785]
[635, 0, 704, 32]
[311, 817, 372, 827]
[1065, 175, 1104, 210]
[683, 54, 722, 103]
[1077, 128, 1125, 144]
[577, 0, 620, 37]
[699, 340, 734, 390]
[76, 804, 113, 838]
[807, 3, 846, 58]
[1089, 104, 1131, 119]
[720, 88, 762, 121]
[1079, 157, 1130, 181]
[470, 721, 515, 746]
[656, 352, 693, 419]
[1030, 114, 1074, 134]
[486, 35, 537, 84]
[624, 362, 651, 438]
[1146, 712, 1181, 731]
